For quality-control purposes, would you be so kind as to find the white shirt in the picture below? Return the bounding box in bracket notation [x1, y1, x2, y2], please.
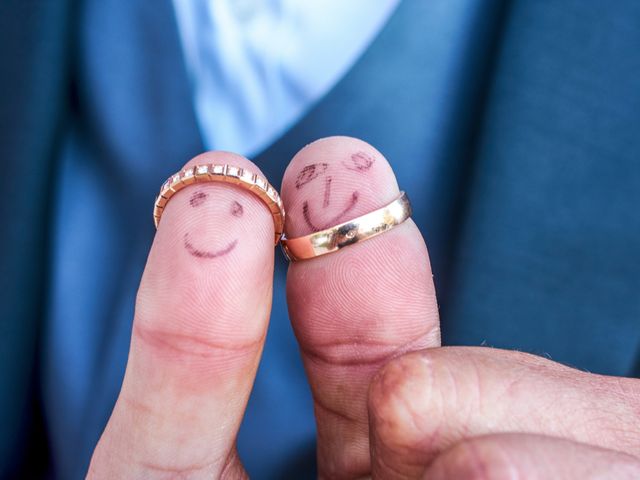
[171, 0, 400, 156]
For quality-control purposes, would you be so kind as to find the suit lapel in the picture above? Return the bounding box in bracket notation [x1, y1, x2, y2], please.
[254, 0, 507, 286]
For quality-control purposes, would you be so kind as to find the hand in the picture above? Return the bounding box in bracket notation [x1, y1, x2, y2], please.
[86, 137, 640, 479]
[368, 348, 640, 479]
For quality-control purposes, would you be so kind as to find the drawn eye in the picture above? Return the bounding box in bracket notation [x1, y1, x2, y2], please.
[295, 163, 329, 189]
[231, 200, 244, 217]
[189, 191, 208, 207]
[342, 151, 375, 172]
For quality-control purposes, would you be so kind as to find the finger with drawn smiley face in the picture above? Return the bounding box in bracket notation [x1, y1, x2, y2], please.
[282, 136, 440, 478]
[292, 151, 379, 232]
[89, 152, 275, 478]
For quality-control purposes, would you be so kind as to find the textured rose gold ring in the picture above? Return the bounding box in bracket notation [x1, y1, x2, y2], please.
[153, 164, 285, 245]
[280, 191, 412, 261]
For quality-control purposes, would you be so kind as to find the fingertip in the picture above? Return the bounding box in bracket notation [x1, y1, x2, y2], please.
[281, 136, 399, 238]
[135, 150, 278, 390]
[156, 150, 273, 252]
[368, 352, 438, 452]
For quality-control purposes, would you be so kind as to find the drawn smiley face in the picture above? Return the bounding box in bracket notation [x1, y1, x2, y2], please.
[295, 151, 375, 232]
[183, 190, 244, 259]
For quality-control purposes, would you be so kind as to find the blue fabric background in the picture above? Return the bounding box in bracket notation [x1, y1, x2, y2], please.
[0, 1, 638, 478]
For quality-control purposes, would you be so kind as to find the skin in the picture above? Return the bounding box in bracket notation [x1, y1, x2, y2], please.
[302, 191, 359, 232]
[296, 157, 370, 232]
[87, 137, 640, 479]
[183, 194, 244, 258]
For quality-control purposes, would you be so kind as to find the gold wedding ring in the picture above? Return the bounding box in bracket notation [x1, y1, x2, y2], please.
[153, 164, 285, 245]
[281, 191, 412, 261]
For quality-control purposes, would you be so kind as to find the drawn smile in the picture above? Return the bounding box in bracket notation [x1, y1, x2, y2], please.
[183, 233, 238, 259]
[302, 191, 359, 232]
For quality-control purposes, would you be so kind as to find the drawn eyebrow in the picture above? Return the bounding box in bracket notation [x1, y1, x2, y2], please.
[341, 151, 375, 172]
[295, 163, 329, 189]
[189, 191, 208, 207]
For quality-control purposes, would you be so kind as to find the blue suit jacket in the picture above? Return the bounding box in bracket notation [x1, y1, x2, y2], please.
[1, 1, 639, 478]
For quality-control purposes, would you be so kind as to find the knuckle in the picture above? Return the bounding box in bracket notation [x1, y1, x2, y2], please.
[131, 246, 269, 389]
[300, 338, 415, 369]
[368, 351, 443, 451]
[132, 318, 263, 370]
[133, 269, 269, 374]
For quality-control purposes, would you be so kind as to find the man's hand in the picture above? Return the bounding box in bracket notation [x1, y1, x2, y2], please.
[368, 348, 640, 479]
[87, 137, 640, 479]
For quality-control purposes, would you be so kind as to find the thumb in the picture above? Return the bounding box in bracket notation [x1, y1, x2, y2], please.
[88, 152, 276, 478]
